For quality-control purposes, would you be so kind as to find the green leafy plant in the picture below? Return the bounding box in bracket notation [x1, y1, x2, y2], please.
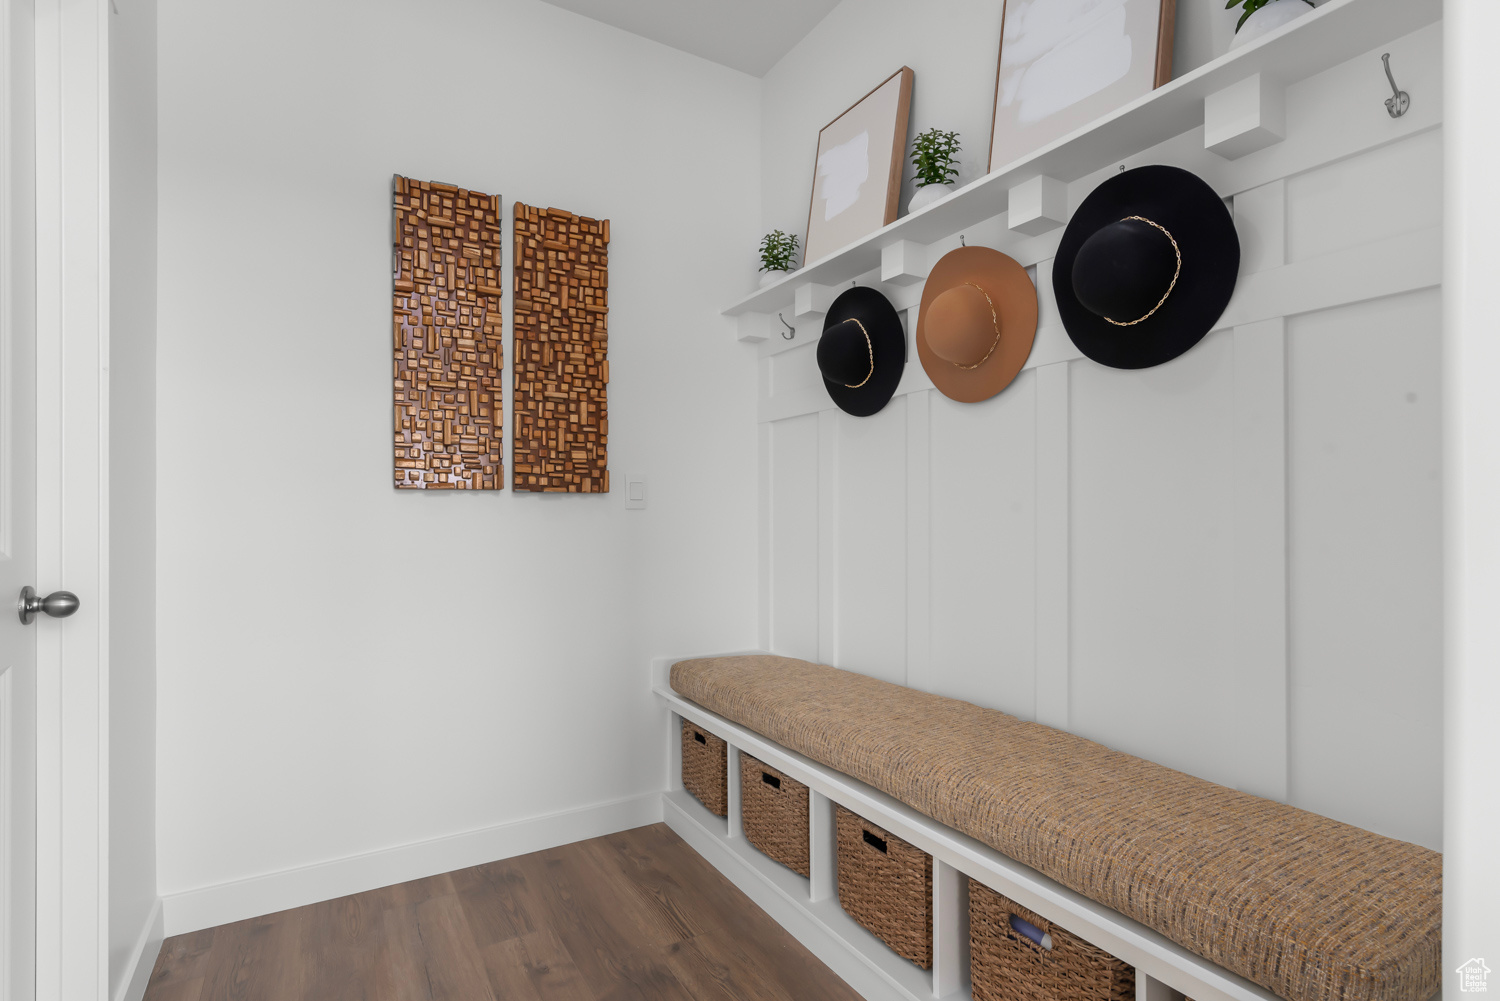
[911, 128, 961, 189]
[1225, 0, 1313, 31]
[759, 230, 799, 273]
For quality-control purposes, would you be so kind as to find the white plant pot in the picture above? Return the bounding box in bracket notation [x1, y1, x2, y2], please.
[759, 269, 788, 288]
[1230, 0, 1314, 49]
[908, 182, 956, 214]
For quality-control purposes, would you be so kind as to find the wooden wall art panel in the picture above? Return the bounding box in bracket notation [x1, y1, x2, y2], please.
[512, 202, 610, 492]
[392, 176, 504, 489]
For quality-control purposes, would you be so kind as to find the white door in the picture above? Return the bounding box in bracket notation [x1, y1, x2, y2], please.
[32, 0, 111, 992]
[3, 0, 107, 994]
[1, 0, 38, 998]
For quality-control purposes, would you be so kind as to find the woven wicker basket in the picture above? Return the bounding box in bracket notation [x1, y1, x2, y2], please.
[835, 806, 933, 968]
[740, 754, 810, 876]
[970, 879, 1134, 1001]
[680, 720, 728, 817]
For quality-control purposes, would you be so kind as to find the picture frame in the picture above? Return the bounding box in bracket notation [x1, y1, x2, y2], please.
[803, 67, 915, 267]
[988, 0, 1176, 172]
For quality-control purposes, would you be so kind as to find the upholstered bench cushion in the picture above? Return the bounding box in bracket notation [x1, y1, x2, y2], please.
[670, 655, 1440, 1001]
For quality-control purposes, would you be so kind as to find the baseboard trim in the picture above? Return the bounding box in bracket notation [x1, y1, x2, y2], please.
[162, 792, 663, 936]
[113, 898, 163, 1001]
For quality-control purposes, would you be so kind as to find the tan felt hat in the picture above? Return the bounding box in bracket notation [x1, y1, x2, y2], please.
[916, 246, 1037, 403]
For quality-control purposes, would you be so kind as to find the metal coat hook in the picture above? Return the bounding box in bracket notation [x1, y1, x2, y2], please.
[1382, 53, 1409, 119]
[778, 313, 796, 340]
[960, 234, 966, 247]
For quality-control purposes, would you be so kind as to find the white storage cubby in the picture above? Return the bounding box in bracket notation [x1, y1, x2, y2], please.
[656, 659, 1274, 1001]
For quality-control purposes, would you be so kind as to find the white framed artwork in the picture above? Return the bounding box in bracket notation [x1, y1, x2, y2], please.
[988, 0, 1176, 171]
[803, 67, 914, 266]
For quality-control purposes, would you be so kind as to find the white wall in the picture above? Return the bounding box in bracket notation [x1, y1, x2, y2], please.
[1444, 0, 1500, 988]
[155, 0, 760, 924]
[109, 0, 161, 994]
[756, 7, 1443, 850]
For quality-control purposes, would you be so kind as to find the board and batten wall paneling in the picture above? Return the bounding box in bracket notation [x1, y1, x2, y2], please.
[758, 22, 1443, 849]
[1287, 287, 1442, 850]
[1069, 338, 1241, 783]
[1034, 363, 1071, 732]
[905, 391, 932, 691]
[1230, 317, 1290, 803]
[1286, 129, 1442, 265]
[1281, 133, 1444, 849]
[927, 376, 1036, 718]
[837, 399, 908, 686]
[769, 413, 820, 662]
[818, 409, 841, 664]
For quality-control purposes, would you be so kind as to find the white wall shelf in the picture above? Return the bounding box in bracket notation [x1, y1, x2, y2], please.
[721, 0, 1439, 320]
[656, 679, 1287, 1001]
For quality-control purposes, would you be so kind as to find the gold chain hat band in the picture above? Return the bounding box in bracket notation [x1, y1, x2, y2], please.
[952, 283, 1003, 371]
[842, 318, 875, 389]
[1104, 215, 1182, 327]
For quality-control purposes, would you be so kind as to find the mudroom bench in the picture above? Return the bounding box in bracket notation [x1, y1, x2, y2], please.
[651, 655, 1440, 1001]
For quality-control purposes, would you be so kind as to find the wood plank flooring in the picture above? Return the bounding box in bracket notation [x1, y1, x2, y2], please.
[144, 823, 864, 1001]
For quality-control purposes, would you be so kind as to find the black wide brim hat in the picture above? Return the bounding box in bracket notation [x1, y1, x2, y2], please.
[1054, 165, 1240, 370]
[819, 286, 906, 417]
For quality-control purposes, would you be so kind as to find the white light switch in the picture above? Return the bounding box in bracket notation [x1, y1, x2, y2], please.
[626, 473, 646, 510]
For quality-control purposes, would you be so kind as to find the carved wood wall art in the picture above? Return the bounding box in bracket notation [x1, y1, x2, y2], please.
[392, 176, 504, 489]
[512, 202, 610, 493]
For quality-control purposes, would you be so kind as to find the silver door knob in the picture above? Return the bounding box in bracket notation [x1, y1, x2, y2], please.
[17, 586, 80, 625]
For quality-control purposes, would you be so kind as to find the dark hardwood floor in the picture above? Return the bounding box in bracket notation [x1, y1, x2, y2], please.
[144, 823, 863, 1001]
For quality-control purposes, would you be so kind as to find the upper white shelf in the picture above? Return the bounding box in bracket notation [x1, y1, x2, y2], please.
[722, 0, 1440, 317]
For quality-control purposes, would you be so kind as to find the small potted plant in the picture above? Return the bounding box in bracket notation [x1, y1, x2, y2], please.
[908, 128, 961, 214]
[758, 230, 799, 288]
[1228, 0, 1315, 49]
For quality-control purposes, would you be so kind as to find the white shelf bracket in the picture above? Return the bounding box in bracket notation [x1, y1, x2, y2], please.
[1009, 175, 1069, 236]
[1204, 73, 1286, 160]
[736, 313, 773, 343]
[881, 240, 930, 287]
[795, 281, 838, 320]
